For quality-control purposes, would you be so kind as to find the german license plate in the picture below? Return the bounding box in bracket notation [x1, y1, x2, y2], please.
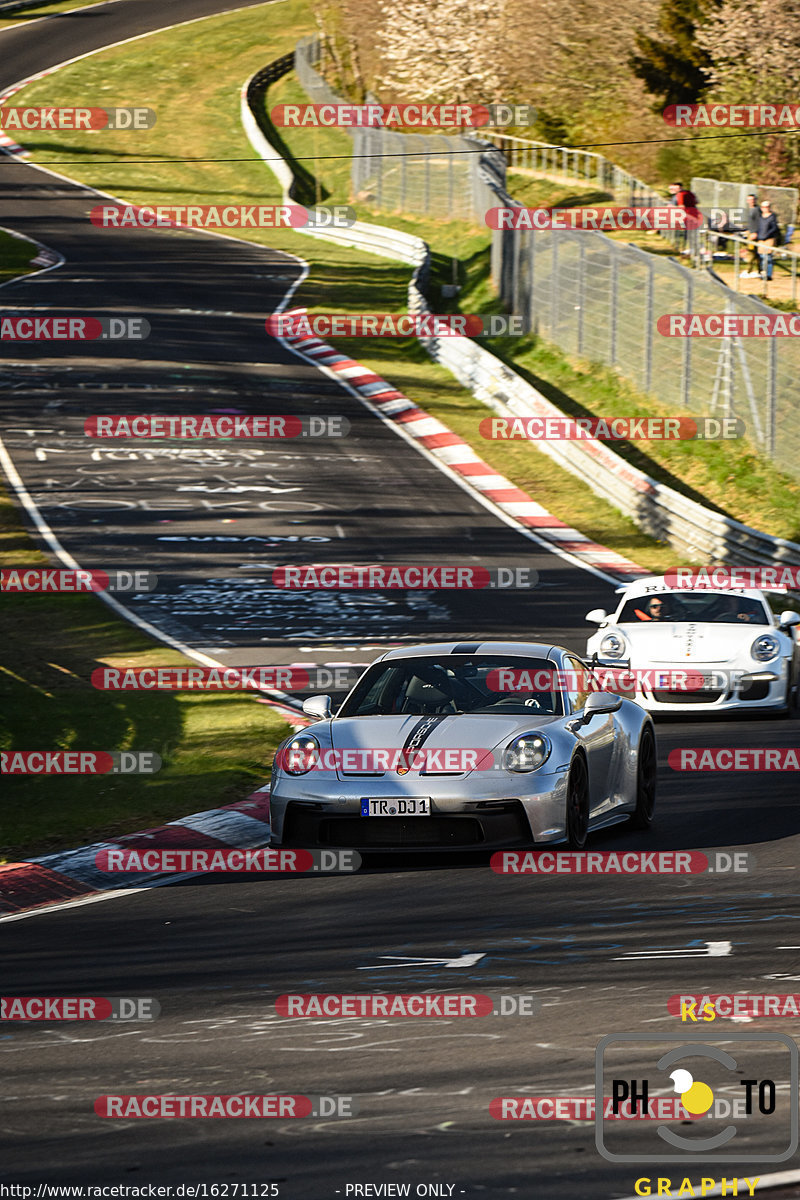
[360, 798, 431, 816]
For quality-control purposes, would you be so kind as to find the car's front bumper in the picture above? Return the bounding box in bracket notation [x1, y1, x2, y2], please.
[594, 660, 789, 714]
[269, 770, 571, 849]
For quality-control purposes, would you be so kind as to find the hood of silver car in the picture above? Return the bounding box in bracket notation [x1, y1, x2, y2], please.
[328, 713, 559, 779]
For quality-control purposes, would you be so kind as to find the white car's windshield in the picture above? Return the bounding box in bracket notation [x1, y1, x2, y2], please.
[617, 592, 770, 625]
[339, 655, 566, 717]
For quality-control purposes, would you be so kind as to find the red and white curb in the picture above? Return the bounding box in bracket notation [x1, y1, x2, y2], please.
[278, 311, 648, 583]
[0, 130, 27, 156]
[0, 785, 271, 917]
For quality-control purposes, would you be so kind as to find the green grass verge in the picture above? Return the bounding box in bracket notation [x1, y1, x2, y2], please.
[0, 484, 290, 862]
[9, 0, 799, 561]
[0, 228, 39, 284]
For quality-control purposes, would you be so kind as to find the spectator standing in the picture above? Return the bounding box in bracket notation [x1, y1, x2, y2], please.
[740, 193, 761, 276]
[669, 181, 700, 255]
[756, 199, 781, 281]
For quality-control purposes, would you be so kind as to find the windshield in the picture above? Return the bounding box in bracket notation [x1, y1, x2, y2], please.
[338, 655, 566, 718]
[617, 591, 770, 625]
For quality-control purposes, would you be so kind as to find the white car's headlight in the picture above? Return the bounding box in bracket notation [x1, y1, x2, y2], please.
[504, 732, 551, 773]
[751, 633, 780, 663]
[600, 633, 627, 660]
[280, 734, 320, 775]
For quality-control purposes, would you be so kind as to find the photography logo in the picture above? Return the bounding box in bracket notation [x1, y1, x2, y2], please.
[596, 1032, 798, 1163]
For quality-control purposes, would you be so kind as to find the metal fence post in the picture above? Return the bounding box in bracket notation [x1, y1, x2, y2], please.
[379, 132, 386, 210]
[526, 229, 535, 334]
[609, 253, 618, 365]
[643, 261, 654, 392]
[551, 237, 559, 338]
[511, 227, 520, 313]
[766, 336, 777, 457]
[576, 238, 585, 356]
[682, 273, 693, 407]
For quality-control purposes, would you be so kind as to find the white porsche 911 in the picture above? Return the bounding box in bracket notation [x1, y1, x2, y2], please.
[585, 576, 800, 716]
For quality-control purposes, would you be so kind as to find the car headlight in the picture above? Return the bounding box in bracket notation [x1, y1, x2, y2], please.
[504, 732, 551, 773]
[751, 633, 780, 663]
[599, 633, 626, 660]
[280, 733, 320, 775]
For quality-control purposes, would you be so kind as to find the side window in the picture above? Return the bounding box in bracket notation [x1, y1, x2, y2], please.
[564, 656, 592, 714]
[350, 673, 389, 715]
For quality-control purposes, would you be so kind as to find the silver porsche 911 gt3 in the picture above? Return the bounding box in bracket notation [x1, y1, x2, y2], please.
[268, 641, 657, 851]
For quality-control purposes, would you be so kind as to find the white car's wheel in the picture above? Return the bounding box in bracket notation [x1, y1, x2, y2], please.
[780, 672, 800, 719]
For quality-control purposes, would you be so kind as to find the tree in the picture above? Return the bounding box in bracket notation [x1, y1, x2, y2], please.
[697, 0, 800, 93]
[376, 0, 507, 104]
[693, 0, 800, 183]
[630, 0, 721, 108]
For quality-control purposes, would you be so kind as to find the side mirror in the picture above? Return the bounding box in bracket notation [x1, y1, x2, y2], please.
[302, 695, 333, 721]
[585, 608, 608, 625]
[584, 691, 623, 717]
[778, 610, 800, 631]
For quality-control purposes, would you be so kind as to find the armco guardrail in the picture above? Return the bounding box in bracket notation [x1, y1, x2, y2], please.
[242, 53, 296, 201]
[242, 56, 800, 575]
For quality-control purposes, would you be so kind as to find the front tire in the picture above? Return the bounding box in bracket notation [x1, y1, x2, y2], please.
[566, 754, 590, 849]
[629, 725, 657, 829]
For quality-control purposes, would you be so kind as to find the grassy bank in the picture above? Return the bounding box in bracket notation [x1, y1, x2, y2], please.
[0, 228, 39, 284]
[0, 484, 290, 861]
